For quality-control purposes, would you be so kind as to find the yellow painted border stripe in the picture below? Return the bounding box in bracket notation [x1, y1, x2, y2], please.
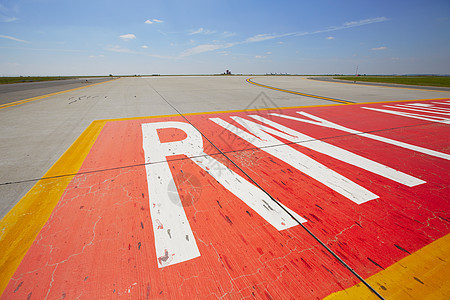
[0, 78, 120, 110]
[247, 78, 353, 104]
[0, 120, 107, 295]
[324, 233, 450, 299]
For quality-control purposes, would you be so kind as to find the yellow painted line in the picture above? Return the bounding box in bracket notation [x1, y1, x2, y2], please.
[303, 77, 450, 93]
[0, 120, 106, 295]
[0, 78, 120, 110]
[246, 78, 353, 104]
[324, 233, 450, 299]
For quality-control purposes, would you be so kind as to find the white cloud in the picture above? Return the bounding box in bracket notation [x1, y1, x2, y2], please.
[326, 36, 335, 40]
[180, 43, 234, 57]
[143, 17, 388, 58]
[145, 19, 163, 24]
[0, 35, 29, 43]
[246, 34, 273, 42]
[295, 17, 388, 37]
[105, 45, 131, 53]
[372, 46, 387, 51]
[245, 32, 294, 43]
[189, 28, 216, 35]
[266, 52, 272, 55]
[142, 45, 149, 49]
[0, 4, 18, 22]
[221, 31, 236, 38]
[119, 33, 136, 40]
[189, 28, 204, 35]
[344, 17, 388, 27]
[89, 54, 105, 58]
[178, 16, 386, 58]
[246, 34, 277, 43]
[0, 16, 17, 22]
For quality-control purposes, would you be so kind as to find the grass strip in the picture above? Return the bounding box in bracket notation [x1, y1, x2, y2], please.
[335, 76, 450, 88]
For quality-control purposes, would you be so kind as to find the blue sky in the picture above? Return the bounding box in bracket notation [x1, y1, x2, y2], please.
[0, 0, 449, 75]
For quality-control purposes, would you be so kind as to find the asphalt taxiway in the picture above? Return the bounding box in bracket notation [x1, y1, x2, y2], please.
[0, 77, 113, 106]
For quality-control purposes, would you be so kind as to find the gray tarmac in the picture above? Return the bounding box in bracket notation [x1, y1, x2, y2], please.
[1, 75, 449, 218]
[0, 77, 113, 105]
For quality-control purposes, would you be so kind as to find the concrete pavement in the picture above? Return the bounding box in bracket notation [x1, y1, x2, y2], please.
[0, 77, 113, 106]
[2, 75, 447, 218]
[0, 76, 449, 299]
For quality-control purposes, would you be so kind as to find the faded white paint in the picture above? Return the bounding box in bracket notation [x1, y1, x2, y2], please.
[401, 103, 450, 112]
[270, 111, 450, 161]
[190, 155, 307, 229]
[142, 121, 305, 267]
[210, 117, 379, 204]
[361, 107, 450, 124]
[142, 122, 201, 268]
[249, 115, 425, 187]
[383, 105, 450, 115]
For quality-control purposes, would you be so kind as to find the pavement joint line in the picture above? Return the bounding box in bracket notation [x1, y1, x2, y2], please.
[246, 78, 355, 104]
[0, 78, 120, 109]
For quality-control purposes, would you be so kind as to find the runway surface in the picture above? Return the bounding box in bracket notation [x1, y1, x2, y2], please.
[0, 77, 113, 106]
[0, 76, 449, 299]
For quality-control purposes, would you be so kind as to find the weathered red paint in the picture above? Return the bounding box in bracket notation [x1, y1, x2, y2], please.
[3, 100, 449, 299]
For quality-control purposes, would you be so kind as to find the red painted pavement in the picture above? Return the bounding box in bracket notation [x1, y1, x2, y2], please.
[3, 100, 449, 299]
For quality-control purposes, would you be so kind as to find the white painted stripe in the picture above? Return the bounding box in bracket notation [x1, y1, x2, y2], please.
[405, 103, 434, 107]
[143, 162, 200, 268]
[142, 122, 201, 268]
[142, 121, 304, 269]
[400, 104, 450, 112]
[361, 107, 450, 124]
[210, 117, 379, 204]
[249, 115, 425, 187]
[400, 103, 450, 111]
[270, 112, 450, 161]
[385, 105, 450, 115]
[190, 155, 306, 230]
